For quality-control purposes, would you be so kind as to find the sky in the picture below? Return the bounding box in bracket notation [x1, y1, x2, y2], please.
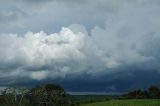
[0, 0, 160, 93]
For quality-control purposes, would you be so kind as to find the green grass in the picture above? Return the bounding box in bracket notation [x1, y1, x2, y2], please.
[81, 99, 160, 106]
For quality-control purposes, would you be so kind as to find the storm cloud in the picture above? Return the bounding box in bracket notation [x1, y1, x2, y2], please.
[0, 0, 160, 92]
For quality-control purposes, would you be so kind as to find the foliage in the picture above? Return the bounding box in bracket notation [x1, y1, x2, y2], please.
[149, 85, 160, 99]
[30, 84, 74, 106]
[120, 89, 149, 99]
[120, 85, 160, 99]
[0, 86, 30, 106]
[0, 84, 160, 106]
[0, 84, 76, 106]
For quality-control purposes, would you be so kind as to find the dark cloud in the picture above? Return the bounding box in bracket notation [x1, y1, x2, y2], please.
[0, 0, 160, 92]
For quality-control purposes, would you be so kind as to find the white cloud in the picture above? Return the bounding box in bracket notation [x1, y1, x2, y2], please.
[31, 70, 49, 80]
[0, 27, 86, 81]
[23, 27, 85, 65]
[0, 27, 85, 67]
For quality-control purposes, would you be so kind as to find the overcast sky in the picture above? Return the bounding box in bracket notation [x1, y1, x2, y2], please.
[0, 0, 160, 92]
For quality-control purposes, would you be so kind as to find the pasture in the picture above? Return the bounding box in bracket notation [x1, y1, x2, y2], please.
[81, 99, 160, 106]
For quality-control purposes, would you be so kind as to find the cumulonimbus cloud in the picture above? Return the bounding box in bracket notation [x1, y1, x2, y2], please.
[0, 27, 85, 80]
[0, 0, 160, 88]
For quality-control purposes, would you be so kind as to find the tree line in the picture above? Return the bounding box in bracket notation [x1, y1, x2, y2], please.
[0, 84, 160, 106]
[120, 85, 160, 99]
[0, 84, 77, 106]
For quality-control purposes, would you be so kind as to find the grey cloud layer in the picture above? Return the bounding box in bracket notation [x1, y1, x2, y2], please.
[0, 0, 152, 33]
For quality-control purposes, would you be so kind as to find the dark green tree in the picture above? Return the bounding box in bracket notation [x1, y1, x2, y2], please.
[149, 85, 160, 98]
[0, 86, 30, 106]
[120, 89, 149, 99]
[30, 84, 73, 106]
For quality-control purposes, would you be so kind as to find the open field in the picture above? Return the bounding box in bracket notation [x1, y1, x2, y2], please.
[81, 99, 160, 106]
[70, 95, 116, 103]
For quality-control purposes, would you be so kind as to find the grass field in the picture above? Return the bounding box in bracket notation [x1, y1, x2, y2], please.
[81, 99, 160, 106]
